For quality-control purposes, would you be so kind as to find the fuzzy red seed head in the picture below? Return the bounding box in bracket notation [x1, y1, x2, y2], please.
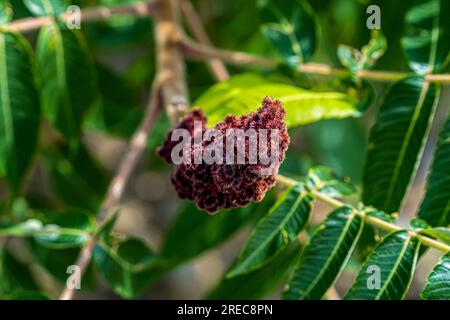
[157, 97, 290, 214]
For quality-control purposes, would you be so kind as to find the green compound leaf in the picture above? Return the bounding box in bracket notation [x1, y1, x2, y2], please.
[344, 230, 420, 300]
[401, 0, 450, 74]
[418, 117, 450, 226]
[0, 32, 40, 193]
[227, 183, 312, 278]
[362, 76, 439, 214]
[421, 252, 450, 300]
[283, 206, 363, 300]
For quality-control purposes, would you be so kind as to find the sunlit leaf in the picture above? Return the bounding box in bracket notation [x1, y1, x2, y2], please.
[195, 73, 363, 128]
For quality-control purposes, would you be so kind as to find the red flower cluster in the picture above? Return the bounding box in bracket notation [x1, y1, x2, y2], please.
[157, 97, 290, 214]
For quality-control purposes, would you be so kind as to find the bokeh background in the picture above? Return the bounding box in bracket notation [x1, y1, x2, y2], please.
[2, 0, 449, 299]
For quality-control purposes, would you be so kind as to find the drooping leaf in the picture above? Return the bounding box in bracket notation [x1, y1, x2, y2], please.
[33, 212, 94, 249]
[401, 0, 450, 74]
[23, 0, 68, 17]
[421, 252, 450, 300]
[161, 194, 274, 266]
[418, 117, 450, 226]
[260, 0, 317, 67]
[362, 76, 439, 214]
[195, 73, 363, 128]
[344, 230, 420, 300]
[36, 24, 96, 148]
[84, 63, 143, 138]
[227, 183, 312, 278]
[419, 227, 450, 245]
[306, 166, 356, 198]
[93, 236, 162, 299]
[283, 207, 363, 300]
[0, 1, 13, 25]
[0, 32, 40, 193]
[45, 143, 109, 212]
[0, 249, 38, 295]
[207, 240, 301, 300]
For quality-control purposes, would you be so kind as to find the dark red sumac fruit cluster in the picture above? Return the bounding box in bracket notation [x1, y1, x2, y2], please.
[157, 97, 290, 214]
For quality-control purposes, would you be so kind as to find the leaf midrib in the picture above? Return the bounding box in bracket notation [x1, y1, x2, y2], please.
[52, 25, 77, 143]
[383, 80, 430, 210]
[234, 187, 306, 275]
[374, 234, 411, 300]
[0, 33, 18, 187]
[301, 211, 359, 298]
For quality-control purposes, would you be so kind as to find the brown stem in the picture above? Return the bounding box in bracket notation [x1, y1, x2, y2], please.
[181, 39, 450, 84]
[58, 83, 162, 300]
[3, 1, 158, 32]
[180, 0, 229, 81]
[155, 0, 190, 124]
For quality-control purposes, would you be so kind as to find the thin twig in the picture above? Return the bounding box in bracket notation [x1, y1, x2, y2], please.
[180, 0, 229, 81]
[59, 83, 162, 300]
[275, 175, 450, 253]
[181, 39, 450, 84]
[3, 1, 158, 32]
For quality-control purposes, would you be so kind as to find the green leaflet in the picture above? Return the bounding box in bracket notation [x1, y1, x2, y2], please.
[23, 0, 68, 17]
[362, 76, 439, 214]
[307, 166, 356, 198]
[283, 207, 363, 300]
[421, 252, 450, 300]
[0, 32, 40, 193]
[418, 117, 450, 226]
[93, 236, 162, 299]
[227, 183, 311, 278]
[344, 230, 420, 300]
[401, 0, 450, 74]
[207, 241, 301, 300]
[260, 0, 317, 67]
[36, 24, 96, 149]
[194, 73, 363, 129]
[419, 227, 450, 245]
